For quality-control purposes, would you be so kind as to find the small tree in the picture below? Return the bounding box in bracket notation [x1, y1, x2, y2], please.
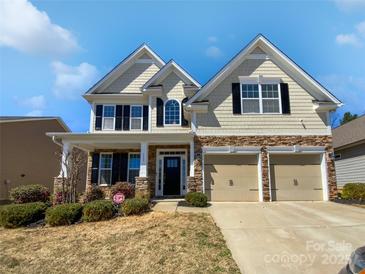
[340, 112, 358, 125]
[57, 148, 86, 203]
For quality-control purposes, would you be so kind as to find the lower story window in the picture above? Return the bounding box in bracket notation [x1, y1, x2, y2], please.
[99, 153, 112, 185]
[128, 153, 140, 183]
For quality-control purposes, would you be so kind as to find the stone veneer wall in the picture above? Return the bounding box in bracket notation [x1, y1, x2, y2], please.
[148, 144, 190, 197]
[194, 135, 337, 201]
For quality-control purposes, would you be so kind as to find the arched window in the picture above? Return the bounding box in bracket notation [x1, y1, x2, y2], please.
[164, 99, 180, 125]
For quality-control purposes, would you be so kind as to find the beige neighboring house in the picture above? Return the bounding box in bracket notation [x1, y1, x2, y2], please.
[333, 115, 365, 188]
[48, 34, 342, 202]
[0, 117, 70, 202]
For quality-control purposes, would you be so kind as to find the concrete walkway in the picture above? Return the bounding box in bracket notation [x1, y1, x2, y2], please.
[151, 199, 209, 213]
[209, 202, 365, 274]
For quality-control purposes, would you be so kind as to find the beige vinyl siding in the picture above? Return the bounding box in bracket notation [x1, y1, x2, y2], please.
[196, 58, 330, 135]
[151, 71, 191, 132]
[102, 63, 160, 94]
[335, 143, 365, 187]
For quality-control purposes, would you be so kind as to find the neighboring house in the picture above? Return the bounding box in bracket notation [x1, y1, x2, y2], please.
[0, 117, 71, 202]
[333, 115, 365, 188]
[48, 34, 342, 202]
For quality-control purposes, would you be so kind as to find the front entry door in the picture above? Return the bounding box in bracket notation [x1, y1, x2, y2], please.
[163, 156, 181, 195]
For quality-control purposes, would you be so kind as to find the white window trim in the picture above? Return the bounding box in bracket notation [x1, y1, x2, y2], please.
[164, 99, 181, 126]
[130, 105, 143, 131]
[127, 152, 141, 184]
[102, 104, 116, 130]
[240, 82, 282, 115]
[98, 152, 113, 186]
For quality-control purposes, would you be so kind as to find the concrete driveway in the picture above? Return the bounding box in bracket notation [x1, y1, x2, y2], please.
[208, 202, 365, 274]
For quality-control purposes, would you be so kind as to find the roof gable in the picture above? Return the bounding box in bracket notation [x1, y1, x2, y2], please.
[186, 34, 342, 106]
[142, 60, 201, 91]
[86, 44, 165, 94]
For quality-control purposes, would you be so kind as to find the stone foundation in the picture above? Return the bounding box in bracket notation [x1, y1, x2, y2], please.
[135, 177, 150, 199]
[187, 176, 199, 192]
[194, 135, 337, 201]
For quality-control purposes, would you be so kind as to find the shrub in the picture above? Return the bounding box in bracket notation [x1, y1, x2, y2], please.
[82, 200, 114, 222]
[0, 202, 48, 228]
[121, 198, 149, 216]
[9, 184, 50, 204]
[53, 192, 64, 205]
[342, 183, 365, 200]
[185, 192, 208, 207]
[82, 187, 105, 203]
[111, 182, 135, 198]
[45, 203, 83, 226]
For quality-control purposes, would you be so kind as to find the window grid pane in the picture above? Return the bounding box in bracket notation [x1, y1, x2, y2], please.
[131, 106, 142, 118]
[103, 106, 115, 117]
[103, 117, 114, 130]
[129, 154, 140, 169]
[130, 118, 142, 130]
[165, 100, 180, 125]
[242, 99, 260, 113]
[262, 99, 280, 113]
[100, 154, 112, 168]
[241, 84, 259, 98]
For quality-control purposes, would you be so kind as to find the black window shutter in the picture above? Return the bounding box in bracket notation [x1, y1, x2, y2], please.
[112, 153, 121, 184]
[181, 97, 189, 127]
[123, 105, 130, 130]
[91, 153, 100, 185]
[232, 83, 241, 114]
[120, 153, 128, 181]
[280, 83, 291, 114]
[95, 105, 103, 130]
[143, 105, 149, 131]
[115, 105, 123, 131]
[156, 98, 164, 127]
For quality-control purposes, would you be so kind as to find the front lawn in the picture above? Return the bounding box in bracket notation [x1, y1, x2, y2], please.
[0, 212, 240, 274]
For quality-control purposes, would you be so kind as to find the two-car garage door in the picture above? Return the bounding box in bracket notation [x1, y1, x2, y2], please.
[204, 153, 324, 202]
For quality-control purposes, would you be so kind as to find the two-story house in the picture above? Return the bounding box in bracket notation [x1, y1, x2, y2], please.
[48, 35, 342, 202]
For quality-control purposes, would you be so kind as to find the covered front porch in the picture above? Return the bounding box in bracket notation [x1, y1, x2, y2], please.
[48, 132, 197, 198]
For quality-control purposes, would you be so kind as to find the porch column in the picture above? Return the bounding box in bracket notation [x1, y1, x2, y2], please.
[58, 141, 73, 178]
[139, 142, 148, 177]
[189, 141, 194, 177]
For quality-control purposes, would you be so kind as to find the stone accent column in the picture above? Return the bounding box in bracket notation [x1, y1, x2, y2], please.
[187, 176, 197, 192]
[261, 148, 270, 202]
[325, 150, 337, 200]
[135, 177, 150, 199]
[53, 177, 64, 193]
[193, 136, 203, 192]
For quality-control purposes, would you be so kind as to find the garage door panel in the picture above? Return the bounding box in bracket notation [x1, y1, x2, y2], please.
[270, 154, 323, 201]
[204, 155, 259, 202]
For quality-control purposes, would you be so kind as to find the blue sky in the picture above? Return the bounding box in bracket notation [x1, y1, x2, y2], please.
[0, 0, 364, 131]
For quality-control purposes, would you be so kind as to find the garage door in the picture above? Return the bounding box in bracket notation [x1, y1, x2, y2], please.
[204, 155, 258, 201]
[270, 154, 323, 201]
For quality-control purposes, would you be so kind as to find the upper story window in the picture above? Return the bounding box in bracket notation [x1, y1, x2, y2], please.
[241, 82, 281, 114]
[130, 105, 143, 130]
[102, 105, 115, 130]
[164, 99, 180, 125]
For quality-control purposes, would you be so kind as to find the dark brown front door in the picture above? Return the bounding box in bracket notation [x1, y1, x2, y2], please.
[163, 156, 181, 196]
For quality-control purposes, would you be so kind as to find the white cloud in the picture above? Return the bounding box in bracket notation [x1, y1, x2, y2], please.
[335, 0, 365, 12]
[52, 61, 99, 99]
[26, 110, 43, 116]
[356, 21, 365, 36]
[17, 95, 46, 109]
[0, 0, 79, 56]
[208, 36, 218, 43]
[335, 20, 365, 47]
[205, 46, 223, 58]
[335, 33, 362, 46]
